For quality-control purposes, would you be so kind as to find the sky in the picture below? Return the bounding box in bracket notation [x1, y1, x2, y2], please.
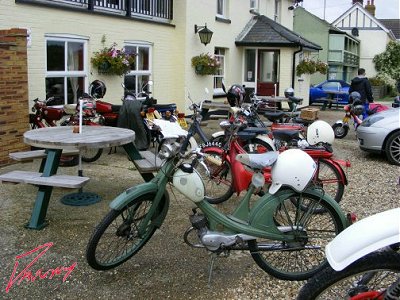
[301, 0, 400, 23]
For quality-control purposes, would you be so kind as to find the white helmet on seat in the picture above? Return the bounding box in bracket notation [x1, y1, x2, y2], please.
[269, 149, 317, 195]
[307, 120, 335, 145]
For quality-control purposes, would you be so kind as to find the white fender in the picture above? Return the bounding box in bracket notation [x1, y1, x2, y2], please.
[326, 208, 400, 271]
[211, 131, 225, 140]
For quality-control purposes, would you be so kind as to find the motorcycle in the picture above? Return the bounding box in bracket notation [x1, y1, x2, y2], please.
[297, 207, 400, 299]
[86, 106, 349, 282]
[332, 100, 389, 139]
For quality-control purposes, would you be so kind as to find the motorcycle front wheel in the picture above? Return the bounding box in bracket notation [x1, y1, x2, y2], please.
[332, 123, 349, 139]
[248, 190, 345, 281]
[297, 251, 400, 300]
[86, 192, 163, 270]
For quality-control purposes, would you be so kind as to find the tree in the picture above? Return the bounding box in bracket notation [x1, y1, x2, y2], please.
[373, 41, 400, 85]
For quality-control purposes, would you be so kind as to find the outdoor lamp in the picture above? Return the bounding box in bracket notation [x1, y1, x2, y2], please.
[194, 24, 213, 46]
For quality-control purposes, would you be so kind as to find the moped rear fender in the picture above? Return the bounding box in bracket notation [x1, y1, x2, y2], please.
[211, 131, 224, 139]
[109, 182, 170, 228]
[324, 158, 349, 185]
[326, 208, 400, 271]
[253, 134, 276, 151]
[249, 187, 347, 236]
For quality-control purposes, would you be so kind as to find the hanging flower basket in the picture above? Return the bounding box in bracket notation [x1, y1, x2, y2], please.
[296, 59, 328, 77]
[91, 37, 136, 76]
[191, 53, 220, 75]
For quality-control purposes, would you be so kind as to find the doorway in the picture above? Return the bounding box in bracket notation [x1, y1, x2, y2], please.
[256, 50, 280, 96]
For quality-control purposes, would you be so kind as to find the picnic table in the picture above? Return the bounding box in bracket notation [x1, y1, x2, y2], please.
[0, 126, 161, 229]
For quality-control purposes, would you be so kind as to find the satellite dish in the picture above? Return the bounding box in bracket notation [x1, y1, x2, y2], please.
[351, 28, 359, 36]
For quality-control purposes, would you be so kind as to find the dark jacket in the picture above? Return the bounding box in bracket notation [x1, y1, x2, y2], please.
[349, 76, 374, 103]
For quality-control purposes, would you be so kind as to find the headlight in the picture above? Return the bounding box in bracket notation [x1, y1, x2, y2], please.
[158, 139, 180, 159]
[361, 115, 384, 127]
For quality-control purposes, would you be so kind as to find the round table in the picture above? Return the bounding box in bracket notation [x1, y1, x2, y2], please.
[24, 126, 136, 207]
[24, 126, 135, 151]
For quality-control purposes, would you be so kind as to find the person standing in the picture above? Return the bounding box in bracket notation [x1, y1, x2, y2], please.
[349, 68, 374, 119]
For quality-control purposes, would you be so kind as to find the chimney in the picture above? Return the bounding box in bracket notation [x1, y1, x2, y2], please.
[352, 0, 363, 5]
[365, 0, 376, 16]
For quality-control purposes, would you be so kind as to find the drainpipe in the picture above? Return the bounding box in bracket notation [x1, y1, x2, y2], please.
[292, 45, 303, 88]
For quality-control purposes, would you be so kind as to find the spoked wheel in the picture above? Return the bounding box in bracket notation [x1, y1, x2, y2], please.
[197, 147, 233, 204]
[86, 193, 162, 270]
[297, 251, 400, 300]
[385, 131, 400, 166]
[81, 148, 103, 163]
[248, 190, 345, 281]
[241, 138, 274, 154]
[332, 123, 349, 139]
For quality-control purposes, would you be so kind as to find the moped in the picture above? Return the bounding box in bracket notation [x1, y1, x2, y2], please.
[86, 109, 349, 281]
[297, 207, 400, 299]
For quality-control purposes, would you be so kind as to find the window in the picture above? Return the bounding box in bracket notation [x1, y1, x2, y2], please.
[214, 48, 225, 95]
[274, 0, 281, 22]
[250, 0, 258, 10]
[244, 49, 256, 82]
[45, 36, 87, 105]
[124, 43, 152, 98]
[217, 0, 225, 17]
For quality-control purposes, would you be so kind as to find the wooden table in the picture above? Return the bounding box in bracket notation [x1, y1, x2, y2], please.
[20, 126, 144, 229]
[257, 96, 293, 110]
[320, 90, 348, 110]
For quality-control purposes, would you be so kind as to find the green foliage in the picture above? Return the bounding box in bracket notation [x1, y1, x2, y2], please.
[296, 59, 328, 77]
[91, 36, 136, 76]
[373, 41, 400, 81]
[191, 53, 220, 75]
[369, 76, 385, 86]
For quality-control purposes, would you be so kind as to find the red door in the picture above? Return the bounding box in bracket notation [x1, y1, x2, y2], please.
[257, 50, 280, 96]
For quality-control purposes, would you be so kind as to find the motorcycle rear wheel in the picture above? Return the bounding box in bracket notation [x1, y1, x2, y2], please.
[297, 251, 400, 300]
[86, 192, 162, 270]
[332, 123, 349, 139]
[248, 190, 345, 281]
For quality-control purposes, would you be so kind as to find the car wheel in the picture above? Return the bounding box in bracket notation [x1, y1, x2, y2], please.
[385, 131, 400, 166]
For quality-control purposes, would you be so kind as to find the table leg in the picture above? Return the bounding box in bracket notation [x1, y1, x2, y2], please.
[26, 149, 61, 230]
[123, 143, 154, 182]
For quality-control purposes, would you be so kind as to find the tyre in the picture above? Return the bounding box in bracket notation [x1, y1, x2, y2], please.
[197, 147, 234, 204]
[385, 131, 400, 166]
[241, 137, 274, 154]
[248, 190, 345, 281]
[86, 193, 162, 270]
[332, 123, 349, 139]
[81, 148, 103, 163]
[297, 251, 400, 300]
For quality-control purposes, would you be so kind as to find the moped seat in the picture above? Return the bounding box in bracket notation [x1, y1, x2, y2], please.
[272, 130, 301, 142]
[292, 117, 314, 125]
[241, 127, 269, 135]
[264, 111, 287, 122]
[236, 152, 279, 170]
[111, 104, 122, 113]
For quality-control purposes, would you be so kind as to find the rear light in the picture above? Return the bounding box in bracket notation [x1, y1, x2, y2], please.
[346, 212, 357, 225]
[177, 113, 185, 118]
[148, 107, 155, 113]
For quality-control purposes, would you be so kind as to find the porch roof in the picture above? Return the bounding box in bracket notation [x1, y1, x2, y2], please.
[235, 15, 322, 51]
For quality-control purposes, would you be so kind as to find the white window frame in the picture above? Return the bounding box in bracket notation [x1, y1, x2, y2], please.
[274, 0, 281, 22]
[213, 48, 226, 96]
[217, 0, 226, 18]
[250, 0, 259, 10]
[124, 41, 153, 99]
[45, 34, 88, 105]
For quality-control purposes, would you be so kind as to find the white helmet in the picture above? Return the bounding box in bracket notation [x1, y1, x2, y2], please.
[307, 120, 335, 145]
[269, 149, 317, 195]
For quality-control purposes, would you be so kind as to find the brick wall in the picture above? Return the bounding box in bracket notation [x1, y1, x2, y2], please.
[0, 28, 30, 166]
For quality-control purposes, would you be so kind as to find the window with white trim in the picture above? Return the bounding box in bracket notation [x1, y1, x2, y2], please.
[124, 43, 152, 98]
[45, 36, 87, 105]
[214, 48, 225, 95]
[217, 0, 226, 17]
[250, 0, 258, 10]
[274, 0, 281, 22]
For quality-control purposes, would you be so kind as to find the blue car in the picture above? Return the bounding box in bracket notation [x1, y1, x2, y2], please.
[309, 80, 350, 105]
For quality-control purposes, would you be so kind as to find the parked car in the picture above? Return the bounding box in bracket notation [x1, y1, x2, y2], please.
[356, 108, 400, 166]
[309, 80, 350, 105]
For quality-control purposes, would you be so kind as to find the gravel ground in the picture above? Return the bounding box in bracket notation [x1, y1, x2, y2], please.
[0, 106, 399, 300]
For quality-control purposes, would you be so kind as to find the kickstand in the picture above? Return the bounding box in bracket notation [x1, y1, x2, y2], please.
[208, 253, 217, 288]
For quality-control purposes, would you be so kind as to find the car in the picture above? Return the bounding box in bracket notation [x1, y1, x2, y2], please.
[309, 80, 350, 105]
[356, 108, 400, 166]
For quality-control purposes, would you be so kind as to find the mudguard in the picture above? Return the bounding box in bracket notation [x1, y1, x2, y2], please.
[109, 182, 170, 228]
[326, 207, 400, 271]
[334, 120, 349, 128]
[252, 134, 276, 151]
[211, 130, 224, 140]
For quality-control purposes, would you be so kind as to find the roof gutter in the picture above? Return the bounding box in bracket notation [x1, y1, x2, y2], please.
[292, 45, 303, 88]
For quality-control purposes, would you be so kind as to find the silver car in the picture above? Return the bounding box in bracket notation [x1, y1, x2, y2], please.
[357, 108, 400, 165]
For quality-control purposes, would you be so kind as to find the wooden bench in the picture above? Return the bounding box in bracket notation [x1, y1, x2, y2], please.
[133, 150, 164, 173]
[9, 149, 79, 162]
[0, 170, 89, 188]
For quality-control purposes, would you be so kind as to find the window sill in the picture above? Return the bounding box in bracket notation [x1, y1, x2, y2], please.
[215, 16, 231, 24]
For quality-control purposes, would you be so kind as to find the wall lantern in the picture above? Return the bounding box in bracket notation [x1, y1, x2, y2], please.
[194, 24, 213, 46]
